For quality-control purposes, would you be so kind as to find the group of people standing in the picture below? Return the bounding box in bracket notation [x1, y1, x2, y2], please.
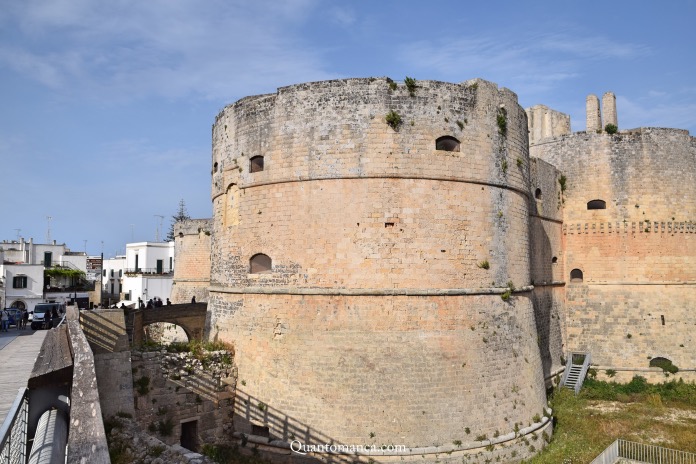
[1, 308, 29, 331]
[137, 297, 171, 309]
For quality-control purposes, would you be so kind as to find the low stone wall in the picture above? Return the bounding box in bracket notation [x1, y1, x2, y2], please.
[131, 348, 235, 450]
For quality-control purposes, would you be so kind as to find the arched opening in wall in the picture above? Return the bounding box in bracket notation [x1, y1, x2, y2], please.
[552, 256, 558, 264]
[587, 199, 606, 210]
[144, 322, 189, 344]
[535, 188, 542, 200]
[435, 136, 460, 152]
[250, 156, 264, 173]
[213, 162, 218, 173]
[250, 253, 272, 274]
[570, 269, 584, 282]
[10, 301, 26, 309]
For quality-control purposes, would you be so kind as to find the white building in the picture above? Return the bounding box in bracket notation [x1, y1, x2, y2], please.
[0, 237, 91, 311]
[121, 242, 175, 306]
[102, 255, 126, 305]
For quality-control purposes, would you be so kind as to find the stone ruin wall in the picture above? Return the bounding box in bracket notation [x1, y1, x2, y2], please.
[171, 219, 212, 304]
[205, 78, 551, 461]
[531, 127, 696, 378]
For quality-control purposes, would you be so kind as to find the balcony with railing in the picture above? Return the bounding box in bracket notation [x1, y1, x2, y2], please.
[123, 268, 173, 276]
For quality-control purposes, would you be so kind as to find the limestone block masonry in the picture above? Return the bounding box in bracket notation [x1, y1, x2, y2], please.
[172, 219, 212, 304]
[206, 78, 550, 462]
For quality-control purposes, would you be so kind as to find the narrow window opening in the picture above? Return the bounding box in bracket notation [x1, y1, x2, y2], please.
[213, 162, 218, 173]
[435, 136, 461, 152]
[587, 199, 607, 210]
[552, 256, 558, 264]
[661, 315, 665, 326]
[252, 425, 270, 438]
[250, 254, 272, 274]
[535, 188, 542, 200]
[570, 268, 583, 282]
[385, 222, 394, 228]
[250, 156, 264, 173]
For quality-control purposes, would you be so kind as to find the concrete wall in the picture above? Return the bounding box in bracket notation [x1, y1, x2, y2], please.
[207, 77, 549, 457]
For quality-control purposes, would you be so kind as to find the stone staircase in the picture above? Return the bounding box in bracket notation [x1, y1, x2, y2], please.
[561, 352, 592, 394]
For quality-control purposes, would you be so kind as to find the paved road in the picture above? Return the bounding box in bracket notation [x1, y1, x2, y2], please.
[0, 328, 47, 424]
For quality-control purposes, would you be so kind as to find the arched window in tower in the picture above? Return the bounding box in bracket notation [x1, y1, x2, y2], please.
[552, 256, 558, 264]
[535, 188, 542, 200]
[250, 253, 272, 274]
[570, 268, 584, 282]
[587, 199, 606, 210]
[213, 162, 218, 173]
[250, 156, 264, 173]
[435, 136, 461, 152]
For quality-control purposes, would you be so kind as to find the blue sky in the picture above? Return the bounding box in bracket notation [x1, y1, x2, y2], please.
[1, 0, 694, 258]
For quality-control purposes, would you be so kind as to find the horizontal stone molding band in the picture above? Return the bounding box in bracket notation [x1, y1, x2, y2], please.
[576, 282, 696, 286]
[212, 174, 531, 202]
[529, 213, 563, 224]
[532, 281, 566, 287]
[209, 285, 535, 296]
[563, 221, 696, 234]
[232, 414, 552, 457]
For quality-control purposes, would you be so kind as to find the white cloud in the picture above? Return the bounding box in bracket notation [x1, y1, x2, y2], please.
[0, 0, 333, 101]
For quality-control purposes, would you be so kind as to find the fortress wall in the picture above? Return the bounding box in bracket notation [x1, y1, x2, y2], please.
[532, 128, 696, 372]
[566, 284, 696, 371]
[531, 128, 696, 224]
[171, 219, 212, 304]
[207, 78, 548, 452]
[209, 292, 547, 447]
[528, 158, 566, 379]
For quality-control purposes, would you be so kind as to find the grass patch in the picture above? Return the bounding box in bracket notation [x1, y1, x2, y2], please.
[528, 377, 696, 463]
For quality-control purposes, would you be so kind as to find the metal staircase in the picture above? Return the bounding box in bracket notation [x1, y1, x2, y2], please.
[560, 352, 592, 394]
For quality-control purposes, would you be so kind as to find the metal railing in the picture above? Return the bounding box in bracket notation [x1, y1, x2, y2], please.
[0, 388, 29, 464]
[592, 439, 696, 464]
[124, 268, 173, 276]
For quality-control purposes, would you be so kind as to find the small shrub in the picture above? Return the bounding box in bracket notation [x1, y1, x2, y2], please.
[477, 260, 490, 270]
[475, 434, 487, 442]
[496, 108, 507, 135]
[516, 157, 523, 167]
[532, 413, 541, 423]
[385, 110, 403, 130]
[257, 401, 267, 411]
[650, 358, 679, 374]
[605, 369, 617, 378]
[501, 289, 512, 301]
[627, 333, 632, 339]
[404, 76, 417, 96]
[134, 376, 150, 395]
[501, 159, 508, 173]
[386, 77, 397, 92]
[453, 439, 462, 447]
[465, 427, 471, 434]
[157, 418, 174, 437]
[605, 123, 618, 134]
[558, 175, 567, 192]
[457, 120, 464, 130]
[149, 445, 166, 457]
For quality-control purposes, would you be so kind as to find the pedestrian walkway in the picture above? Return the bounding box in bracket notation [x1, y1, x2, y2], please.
[0, 329, 47, 423]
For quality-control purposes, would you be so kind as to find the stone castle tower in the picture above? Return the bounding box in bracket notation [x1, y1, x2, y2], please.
[171, 77, 695, 463]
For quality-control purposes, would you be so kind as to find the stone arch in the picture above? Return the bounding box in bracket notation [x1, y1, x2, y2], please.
[144, 321, 190, 344]
[587, 199, 606, 210]
[435, 136, 460, 152]
[10, 300, 26, 309]
[570, 268, 584, 282]
[132, 303, 207, 347]
[250, 253, 272, 273]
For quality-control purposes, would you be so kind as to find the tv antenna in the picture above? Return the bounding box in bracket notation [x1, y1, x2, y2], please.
[13, 229, 21, 241]
[154, 215, 164, 242]
[46, 216, 52, 243]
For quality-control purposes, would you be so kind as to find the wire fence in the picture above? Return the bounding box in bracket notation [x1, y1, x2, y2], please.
[0, 388, 29, 464]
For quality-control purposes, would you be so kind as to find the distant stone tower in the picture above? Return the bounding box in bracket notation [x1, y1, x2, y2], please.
[602, 91, 617, 129]
[586, 94, 601, 132]
[208, 78, 552, 462]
